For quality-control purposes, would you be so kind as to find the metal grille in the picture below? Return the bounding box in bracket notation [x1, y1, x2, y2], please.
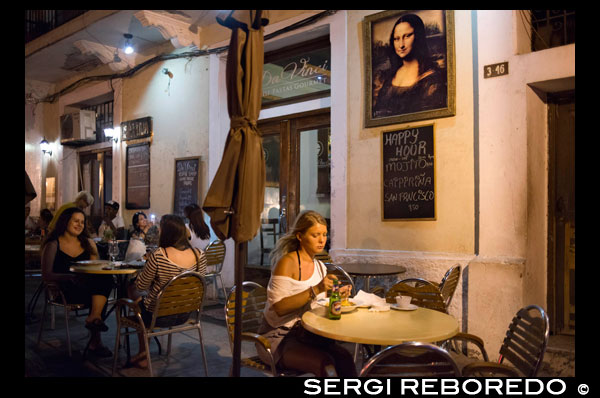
[82, 100, 114, 143]
[25, 10, 87, 43]
[530, 10, 575, 52]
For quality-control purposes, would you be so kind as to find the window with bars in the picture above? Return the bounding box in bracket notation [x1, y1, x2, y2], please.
[82, 100, 114, 143]
[530, 10, 575, 52]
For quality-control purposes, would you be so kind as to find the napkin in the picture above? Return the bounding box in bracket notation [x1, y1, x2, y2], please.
[125, 239, 146, 262]
[353, 290, 390, 312]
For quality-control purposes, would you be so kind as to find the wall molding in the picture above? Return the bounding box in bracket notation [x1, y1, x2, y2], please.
[134, 10, 200, 49]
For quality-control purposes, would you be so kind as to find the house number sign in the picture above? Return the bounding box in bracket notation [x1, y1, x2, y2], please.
[484, 62, 509, 78]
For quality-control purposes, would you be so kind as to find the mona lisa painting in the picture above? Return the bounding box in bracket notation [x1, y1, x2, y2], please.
[363, 10, 455, 127]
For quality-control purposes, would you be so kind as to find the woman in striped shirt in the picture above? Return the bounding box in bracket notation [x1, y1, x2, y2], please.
[128, 214, 207, 368]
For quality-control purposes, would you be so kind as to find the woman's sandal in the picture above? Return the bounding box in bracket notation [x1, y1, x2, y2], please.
[85, 318, 109, 332]
[124, 354, 148, 369]
[87, 344, 113, 358]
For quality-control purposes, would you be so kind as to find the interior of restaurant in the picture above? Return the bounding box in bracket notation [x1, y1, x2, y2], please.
[25, 10, 575, 377]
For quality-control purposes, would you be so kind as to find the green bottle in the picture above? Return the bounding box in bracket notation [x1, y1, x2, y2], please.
[328, 280, 342, 320]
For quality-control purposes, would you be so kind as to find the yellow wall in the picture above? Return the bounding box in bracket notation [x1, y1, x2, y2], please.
[120, 54, 210, 228]
[345, 10, 474, 254]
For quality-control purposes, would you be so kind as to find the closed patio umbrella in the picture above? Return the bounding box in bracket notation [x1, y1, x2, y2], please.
[203, 10, 268, 377]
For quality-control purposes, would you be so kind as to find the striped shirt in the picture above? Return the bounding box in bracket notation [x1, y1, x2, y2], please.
[135, 247, 207, 312]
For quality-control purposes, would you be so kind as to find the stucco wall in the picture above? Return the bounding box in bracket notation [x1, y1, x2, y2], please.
[344, 10, 475, 255]
[120, 55, 210, 227]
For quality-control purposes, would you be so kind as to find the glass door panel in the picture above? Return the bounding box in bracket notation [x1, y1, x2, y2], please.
[247, 133, 281, 267]
[299, 127, 331, 252]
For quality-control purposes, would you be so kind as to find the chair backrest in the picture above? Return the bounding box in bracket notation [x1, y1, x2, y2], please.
[439, 264, 461, 309]
[498, 304, 550, 377]
[150, 271, 206, 329]
[385, 278, 446, 313]
[324, 263, 355, 295]
[204, 239, 226, 273]
[360, 342, 461, 377]
[224, 282, 267, 351]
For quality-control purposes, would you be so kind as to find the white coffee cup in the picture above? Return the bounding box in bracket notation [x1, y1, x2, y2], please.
[395, 295, 412, 307]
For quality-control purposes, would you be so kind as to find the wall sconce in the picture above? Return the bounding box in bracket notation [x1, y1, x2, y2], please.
[40, 138, 52, 156]
[123, 33, 134, 55]
[104, 126, 120, 143]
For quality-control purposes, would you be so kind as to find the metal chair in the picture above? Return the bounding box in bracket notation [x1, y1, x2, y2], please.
[324, 262, 355, 294]
[36, 282, 87, 357]
[448, 304, 550, 377]
[112, 271, 209, 376]
[436, 264, 461, 310]
[204, 240, 226, 302]
[384, 278, 447, 313]
[359, 342, 461, 377]
[224, 282, 302, 376]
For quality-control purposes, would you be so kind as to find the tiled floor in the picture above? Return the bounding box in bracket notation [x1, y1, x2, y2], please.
[25, 274, 268, 377]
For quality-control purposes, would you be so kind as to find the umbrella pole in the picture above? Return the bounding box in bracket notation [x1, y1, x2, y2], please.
[232, 241, 246, 377]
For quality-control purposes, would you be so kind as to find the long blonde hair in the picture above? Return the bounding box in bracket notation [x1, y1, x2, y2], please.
[269, 210, 328, 269]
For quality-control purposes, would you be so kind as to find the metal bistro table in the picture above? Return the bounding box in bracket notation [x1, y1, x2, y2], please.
[335, 263, 407, 292]
[70, 260, 143, 361]
[302, 306, 459, 366]
[69, 260, 142, 319]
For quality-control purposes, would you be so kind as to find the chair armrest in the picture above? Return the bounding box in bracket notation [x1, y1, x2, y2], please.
[116, 297, 141, 314]
[447, 332, 489, 362]
[462, 361, 520, 377]
[370, 286, 385, 297]
[240, 332, 272, 351]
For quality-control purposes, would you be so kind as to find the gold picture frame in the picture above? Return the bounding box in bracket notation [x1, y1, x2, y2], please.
[363, 10, 455, 128]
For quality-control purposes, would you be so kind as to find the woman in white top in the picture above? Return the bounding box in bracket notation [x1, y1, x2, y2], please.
[258, 210, 357, 377]
[183, 204, 211, 250]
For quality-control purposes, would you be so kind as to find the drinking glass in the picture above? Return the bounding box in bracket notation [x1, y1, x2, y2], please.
[108, 240, 119, 263]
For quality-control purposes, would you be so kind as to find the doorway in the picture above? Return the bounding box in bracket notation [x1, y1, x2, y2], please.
[246, 109, 331, 267]
[78, 148, 112, 236]
[548, 91, 575, 335]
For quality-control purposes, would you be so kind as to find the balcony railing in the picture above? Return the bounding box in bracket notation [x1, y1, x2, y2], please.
[25, 10, 88, 43]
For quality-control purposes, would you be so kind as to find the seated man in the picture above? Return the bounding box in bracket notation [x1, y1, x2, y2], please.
[98, 200, 125, 240]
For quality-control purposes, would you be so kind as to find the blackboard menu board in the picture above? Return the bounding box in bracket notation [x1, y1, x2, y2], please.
[126, 143, 150, 209]
[173, 157, 201, 217]
[382, 124, 435, 220]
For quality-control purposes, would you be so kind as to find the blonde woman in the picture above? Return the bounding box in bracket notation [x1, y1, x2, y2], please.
[257, 210, 357, 377]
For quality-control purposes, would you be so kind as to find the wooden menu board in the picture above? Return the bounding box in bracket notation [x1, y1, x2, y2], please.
[173, 157, 201, 217]
[126, 143, 150, 209]
[382, 124, 435, 220]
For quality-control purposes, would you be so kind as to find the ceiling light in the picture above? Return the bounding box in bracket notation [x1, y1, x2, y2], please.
[123, 33, 134, 55]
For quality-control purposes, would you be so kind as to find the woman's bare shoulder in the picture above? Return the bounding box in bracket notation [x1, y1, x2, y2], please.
[273, 253, 297, 278]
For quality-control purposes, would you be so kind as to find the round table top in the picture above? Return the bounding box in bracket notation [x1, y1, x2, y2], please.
[70, 261, 139, 275]
[336, 263, 407, 276]
[301, 306, 458, 345]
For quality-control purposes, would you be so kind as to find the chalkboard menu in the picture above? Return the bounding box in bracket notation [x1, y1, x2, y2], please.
[126, 143, 150, 209]
[382, 124, 435, 220]
[173, 157, 201, 217]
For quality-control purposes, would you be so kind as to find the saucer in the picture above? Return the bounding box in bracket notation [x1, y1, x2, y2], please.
[391, 303, 418, 311]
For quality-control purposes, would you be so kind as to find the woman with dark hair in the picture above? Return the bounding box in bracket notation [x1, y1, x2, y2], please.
[127, 214, 207, 368]
[130, 211, 159, 246]
[40, 206, 114, 357]
[256, 210, 356, 377]
[183, 203, 211, 250]
[373, 13, 446, 117]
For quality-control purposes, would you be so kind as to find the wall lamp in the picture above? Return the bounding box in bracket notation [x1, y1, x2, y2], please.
[123, 33, 134, 55]
[40, 138, 52, 156]
[104, 126, 120, 143]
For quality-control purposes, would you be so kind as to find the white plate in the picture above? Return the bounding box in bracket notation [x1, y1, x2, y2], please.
[391, 303, 418, 311]
[316, 299, 359, 313]
[73, 260, 111, 265]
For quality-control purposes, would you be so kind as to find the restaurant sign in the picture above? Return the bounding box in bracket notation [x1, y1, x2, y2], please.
[262, 38, 331, 108]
